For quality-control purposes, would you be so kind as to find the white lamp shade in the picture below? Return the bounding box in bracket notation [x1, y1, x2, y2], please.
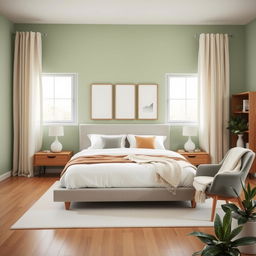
[182, 126, 197, 137]
[49, 126, 64, 137]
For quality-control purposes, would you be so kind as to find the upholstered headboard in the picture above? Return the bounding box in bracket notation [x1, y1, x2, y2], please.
[79, 124, 170, 151]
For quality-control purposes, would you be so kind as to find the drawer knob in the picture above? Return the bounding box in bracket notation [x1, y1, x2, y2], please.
[187, 155, 196, 158]
[47, 155, 56, 158]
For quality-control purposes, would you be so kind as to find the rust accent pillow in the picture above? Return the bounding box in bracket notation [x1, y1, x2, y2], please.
[135, 136, 156, 149]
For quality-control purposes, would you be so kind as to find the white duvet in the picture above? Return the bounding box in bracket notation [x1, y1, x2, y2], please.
[60, 148, 196, 189]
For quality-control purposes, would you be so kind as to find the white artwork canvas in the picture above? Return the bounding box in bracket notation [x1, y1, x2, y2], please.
[115, 84, 136, 119]
[138, 84, 158, 119]
[91, 84, 113, 119]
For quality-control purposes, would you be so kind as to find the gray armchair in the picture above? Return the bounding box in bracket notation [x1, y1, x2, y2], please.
[196, 149, 255, 221]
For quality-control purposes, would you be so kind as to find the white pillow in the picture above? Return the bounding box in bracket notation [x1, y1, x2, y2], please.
[88, 134, 126, 149]
[127, 134, 166, 150]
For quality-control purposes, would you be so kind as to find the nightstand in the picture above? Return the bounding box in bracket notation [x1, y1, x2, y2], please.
[177, 151, 211, 166]
[34, 151, 73, 176]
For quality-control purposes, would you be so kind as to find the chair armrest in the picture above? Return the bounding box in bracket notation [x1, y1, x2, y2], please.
[208, 172, 242, 197]
[196, 164, 221, 177]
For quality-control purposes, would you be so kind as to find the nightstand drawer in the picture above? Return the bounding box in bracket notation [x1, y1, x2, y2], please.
[177, 151, 211, 165]
[34, 155, 69, 166]
[34, 151, 73, 167]
[183, 154, 209, 165]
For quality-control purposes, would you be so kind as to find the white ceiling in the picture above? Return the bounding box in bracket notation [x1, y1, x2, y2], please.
[0, 0, 256, 25]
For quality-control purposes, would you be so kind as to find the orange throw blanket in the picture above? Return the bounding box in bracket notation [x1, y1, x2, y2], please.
[61, 154, 186, 177]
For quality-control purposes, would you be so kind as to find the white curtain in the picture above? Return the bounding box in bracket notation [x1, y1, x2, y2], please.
[12, 32, 43, 177]
[198, 33, 230, 163]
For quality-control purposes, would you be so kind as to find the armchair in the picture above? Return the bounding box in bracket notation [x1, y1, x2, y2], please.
[196, 149, 255, 221]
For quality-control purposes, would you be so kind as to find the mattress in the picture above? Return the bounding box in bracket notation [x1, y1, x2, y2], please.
[60, 148, 196, 189]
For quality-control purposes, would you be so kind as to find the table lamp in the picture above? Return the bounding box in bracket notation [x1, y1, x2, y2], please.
[182, 126, 197, 152]
[49, 126, 64, 152]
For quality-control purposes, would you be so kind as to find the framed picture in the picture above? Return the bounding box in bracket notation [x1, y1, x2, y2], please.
[91, 84, 113, 119]
[115, 84, 136, 119]
[138, 84, 158, 119]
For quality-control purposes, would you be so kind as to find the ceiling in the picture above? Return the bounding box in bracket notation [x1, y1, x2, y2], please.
[0, 0, 256, 25]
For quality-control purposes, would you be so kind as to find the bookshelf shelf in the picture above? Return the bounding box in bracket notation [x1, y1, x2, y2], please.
[231, 91, 256, 174]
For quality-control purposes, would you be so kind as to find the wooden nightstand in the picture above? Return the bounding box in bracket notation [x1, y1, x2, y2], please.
[177, 151, 211, 166]
[34, 151, 73, 176]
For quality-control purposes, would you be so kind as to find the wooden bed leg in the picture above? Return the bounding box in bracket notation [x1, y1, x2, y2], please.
[191, 199, 196, 208]
[65, 201, 71, 210]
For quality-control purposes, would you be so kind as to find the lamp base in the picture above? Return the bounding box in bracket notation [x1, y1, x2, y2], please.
[184, 136, 195, 152]
[51, 137, 62, 153]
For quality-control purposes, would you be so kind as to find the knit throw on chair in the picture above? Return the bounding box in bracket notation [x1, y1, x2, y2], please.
[193, 147, 250, 203]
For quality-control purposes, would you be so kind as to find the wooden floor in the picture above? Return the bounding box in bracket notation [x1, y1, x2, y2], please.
[0, 176, 255, 256]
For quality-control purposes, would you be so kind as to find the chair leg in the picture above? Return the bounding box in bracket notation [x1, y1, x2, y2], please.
[225, 200, 229, 204]
[211, 196, 217, 222]
[191, 199, 196, 208]
[65, 201, 71, 210]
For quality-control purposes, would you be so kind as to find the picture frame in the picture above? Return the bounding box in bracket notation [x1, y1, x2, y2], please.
[138, 84, 158, 120]
[115, 84, 136, 120]
[91, 84, 113, 120]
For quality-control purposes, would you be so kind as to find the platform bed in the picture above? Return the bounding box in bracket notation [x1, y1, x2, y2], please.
[53, 124, 197, 210]
[53, 186, 196, 210]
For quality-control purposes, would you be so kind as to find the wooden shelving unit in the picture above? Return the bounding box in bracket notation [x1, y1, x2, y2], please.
[231, 91, 256, 174]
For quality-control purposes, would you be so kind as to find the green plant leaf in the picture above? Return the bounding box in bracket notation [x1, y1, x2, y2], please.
[251, 187, 256, 198]
[228, 248, 241, 256]
[189, 232, 217, 240]
[231, 236, 256, 247]
[227, 116, 248, 134]
[214, 214, 223, 240]
[237, 216, 248, 225]
[228, 225, 243, 241]
[201, 245, 222, 256]
[247, 183, 251, 195]
[222, 204, 239, 213]
[198, 237, 215, 245]
[223, 210, 232, 240]
[192, 250, 203, 256]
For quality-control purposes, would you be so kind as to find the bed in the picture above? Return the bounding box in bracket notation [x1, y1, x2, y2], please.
[53, 124, 197, 210]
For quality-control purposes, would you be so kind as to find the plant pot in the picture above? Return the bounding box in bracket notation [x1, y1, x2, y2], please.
[236, 134, 244, 148]
[232, 218, 256, 254]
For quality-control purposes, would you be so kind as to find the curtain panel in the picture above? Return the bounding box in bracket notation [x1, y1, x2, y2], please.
[12, 32, 43, 177]
[198, 33, 230, 163]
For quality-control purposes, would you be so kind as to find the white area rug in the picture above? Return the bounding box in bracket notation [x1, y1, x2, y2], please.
[12, 181, 224, 229]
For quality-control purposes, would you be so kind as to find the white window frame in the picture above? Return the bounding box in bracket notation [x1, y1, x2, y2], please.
[165, 73, 199, 125]
[41, 73, 78, 126]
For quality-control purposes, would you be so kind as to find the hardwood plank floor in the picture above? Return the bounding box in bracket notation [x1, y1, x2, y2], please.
[0, 176, 255, 256]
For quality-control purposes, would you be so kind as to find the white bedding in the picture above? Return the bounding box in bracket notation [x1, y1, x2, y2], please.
[60, 148, 196, 189]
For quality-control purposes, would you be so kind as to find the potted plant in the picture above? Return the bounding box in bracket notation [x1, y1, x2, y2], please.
[222, 183, 256, 254]
[227, 116, 248, 147]
[189, 210, 256, 256]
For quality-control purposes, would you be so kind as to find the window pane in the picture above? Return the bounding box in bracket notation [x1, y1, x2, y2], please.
[54, 76, 72, 99]
[54, 99, 72, 121]
[167, 75, 198, 123]
[42, 76, 54, 98]
[41, 74, 76, 124]
[186, 99, 198, 122]
[169, 77, 185, 99]
[168, 100, 186, 121]
[186, 77, 198, 99]
[43, 99, 55, 122]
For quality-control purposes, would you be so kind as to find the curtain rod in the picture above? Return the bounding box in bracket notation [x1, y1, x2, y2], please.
[12, 32, 47, 36]
[194, 33, 233, 38]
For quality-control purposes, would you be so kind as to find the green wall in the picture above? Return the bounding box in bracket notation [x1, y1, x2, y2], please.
[246, 19, 256, 91]
[0, 16, 13, 175]
[15, 24, 246, 153]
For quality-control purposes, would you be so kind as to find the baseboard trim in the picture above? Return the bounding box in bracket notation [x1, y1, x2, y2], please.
[0, 171, 11, 182]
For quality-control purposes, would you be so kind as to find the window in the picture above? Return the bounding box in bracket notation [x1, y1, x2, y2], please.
[167, 74, 198, 124]
[41, 73, 77, 125]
